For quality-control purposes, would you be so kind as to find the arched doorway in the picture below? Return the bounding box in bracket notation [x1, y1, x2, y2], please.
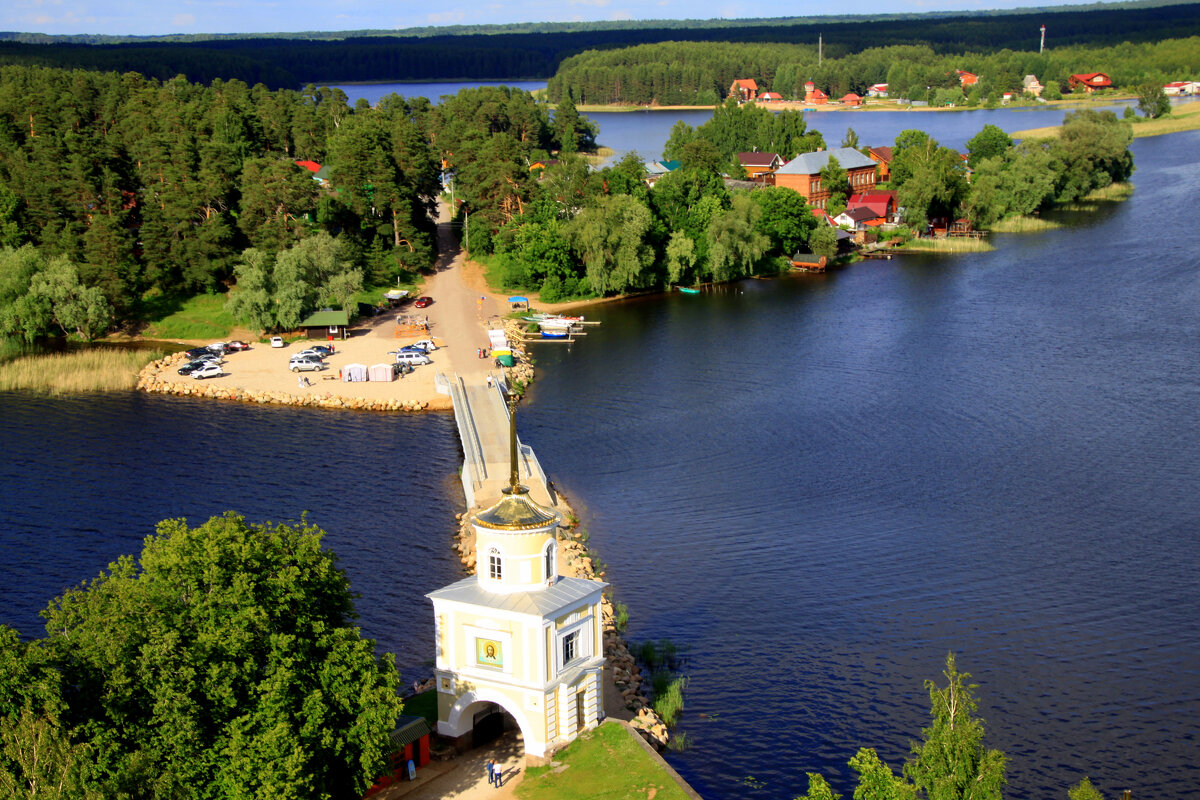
[442, 689, 544, 760]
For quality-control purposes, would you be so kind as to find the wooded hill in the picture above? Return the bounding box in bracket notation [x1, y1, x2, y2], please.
[547, 35, 1200, 105]
[1, 2, 1199, 89]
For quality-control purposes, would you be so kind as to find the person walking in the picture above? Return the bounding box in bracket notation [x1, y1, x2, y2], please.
[492, 761, 503, 787]
[485, 759, 495, 786]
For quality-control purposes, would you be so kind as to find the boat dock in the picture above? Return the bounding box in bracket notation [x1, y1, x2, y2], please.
[436, 372, 555, 508]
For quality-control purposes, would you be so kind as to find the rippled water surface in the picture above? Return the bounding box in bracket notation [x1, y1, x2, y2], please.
[0, 395, 466, 678]
[522, 132, 1200, 800]
[2, 116, 1198, 800]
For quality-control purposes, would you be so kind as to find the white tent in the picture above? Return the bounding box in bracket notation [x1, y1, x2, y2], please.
[369, 363, 394, 382]
[343, 363, 368, 382]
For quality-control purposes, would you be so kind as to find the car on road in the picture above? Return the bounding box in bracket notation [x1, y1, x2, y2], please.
[270, 336, 285, 348]
[413, 296, 433, 308]
[191, 363, 224, 380]
[177, 358, 217, 375]
[290, 358, 325, 373]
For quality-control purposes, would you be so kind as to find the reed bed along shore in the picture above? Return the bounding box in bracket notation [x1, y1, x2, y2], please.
[901, 237, 995, 253]
[0, 348, 165, 394]
[988, 215, 1063, 233]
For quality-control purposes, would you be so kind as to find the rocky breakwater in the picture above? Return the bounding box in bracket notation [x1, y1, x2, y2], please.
[136, 352, 434, 412]
[452, 499, 672, 750]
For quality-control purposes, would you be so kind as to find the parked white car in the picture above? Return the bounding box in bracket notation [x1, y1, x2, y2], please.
[406, 339, 438, 352]
[270, 336, 285, 348]
[290, 358, 326, 373]
[192, 363, 224, 380]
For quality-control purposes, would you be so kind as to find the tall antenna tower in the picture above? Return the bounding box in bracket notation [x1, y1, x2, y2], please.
[1040, 24, 1046, 53]
[819, 34, 823, 65]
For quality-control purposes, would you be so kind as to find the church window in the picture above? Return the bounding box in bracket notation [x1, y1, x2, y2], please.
[488, 548, 502, 580]
[544, 542, 556, 582]
[561, 630, 578, 665]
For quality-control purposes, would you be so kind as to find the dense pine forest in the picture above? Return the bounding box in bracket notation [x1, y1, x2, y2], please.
[0, 68, 589, 340]
[1, 3, 1199, 88]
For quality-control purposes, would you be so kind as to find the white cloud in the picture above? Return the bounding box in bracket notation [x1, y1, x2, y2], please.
[569, 0, 611, 6]
[172, 13, 196, 26]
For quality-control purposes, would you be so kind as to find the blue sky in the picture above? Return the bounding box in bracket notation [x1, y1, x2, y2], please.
[5, 0, 1093, 36]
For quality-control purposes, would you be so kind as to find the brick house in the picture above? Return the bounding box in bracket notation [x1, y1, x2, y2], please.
[841, 93, 863, 106]
[730, 79, 759, 102]
[737, 151, 783, 179]
[1069, 73, 1113, 93]
[771, 147, 878, 209]
[956, 70, 979, 87]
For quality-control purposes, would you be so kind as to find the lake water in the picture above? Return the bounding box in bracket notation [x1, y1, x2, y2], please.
[3, 89, 1198, 800]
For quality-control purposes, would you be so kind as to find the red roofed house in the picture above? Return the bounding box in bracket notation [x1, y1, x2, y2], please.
[730, 79, 759, 102]
[803, 81, 829, 104]
[867, 146, 893, 181]
[737, 151, 783, 179]
[956, 70, 979, 87]
[868, 83, 888, 98]
[1069, 73, 1113, 93]
[759, 91, 783, 102]
[295, 160, 331, 186]
[841, 93, 863, 106]
[847, 190, 898, 221]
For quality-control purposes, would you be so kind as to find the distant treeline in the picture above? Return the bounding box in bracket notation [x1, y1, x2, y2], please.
[1, 3, 1199, 89]
[548, 36, 1200, 105]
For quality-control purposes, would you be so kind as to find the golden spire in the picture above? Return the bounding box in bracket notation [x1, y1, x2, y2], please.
[472, 373, 559, 531]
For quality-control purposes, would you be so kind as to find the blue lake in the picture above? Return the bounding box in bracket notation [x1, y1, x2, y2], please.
[3, 87, 1198, 800]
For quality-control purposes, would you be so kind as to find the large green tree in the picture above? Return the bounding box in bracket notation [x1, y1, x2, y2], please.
[29, 512, 402, 800]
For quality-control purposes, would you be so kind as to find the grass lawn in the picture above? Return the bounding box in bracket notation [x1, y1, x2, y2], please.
[901, 237, 995, 253]
[402, 690, 438, 727]
[516, 721, 692, 800]
[142, 293, 236, 341]
[1012, 100, 1200, 140]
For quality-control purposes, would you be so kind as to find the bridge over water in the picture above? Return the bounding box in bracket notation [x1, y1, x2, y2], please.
[436, 372, 556, 509]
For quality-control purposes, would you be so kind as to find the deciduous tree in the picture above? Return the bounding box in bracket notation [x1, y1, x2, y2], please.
[37, 512, 402, 800]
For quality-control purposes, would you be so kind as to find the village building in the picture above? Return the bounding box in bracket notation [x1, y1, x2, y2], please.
[1069, 73, 1113, 93]
[833, 206, 879, 230]
[737, 151, 783, 179]
[803, 81, 829, 104]
[643, 160, 681, 186]
[427, 406, 608, 765]
[297, 309, 349, 340]
[294, 160, 331, 186]
[758, 91, 784, 102]
[841, 93, 863, 106]
[956, 70, 979, 87]
[772, 147, 878, 209]
[868, 83, 889, 98]
[1163, 81, 1199, 96]
[1023, 75, 1044, 96]
[867, 146, 893, 182]
[730, 78, 759, 102]
[847, 190, 898, 222]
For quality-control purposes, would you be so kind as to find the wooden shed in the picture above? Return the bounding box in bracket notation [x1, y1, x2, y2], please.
[297, 310, 349, 340]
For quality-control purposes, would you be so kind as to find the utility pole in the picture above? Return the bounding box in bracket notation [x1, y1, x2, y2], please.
[819, 34, 823, 65]
[1040, 24, 1046, 53]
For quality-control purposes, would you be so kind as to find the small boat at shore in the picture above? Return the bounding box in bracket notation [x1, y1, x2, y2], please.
[539, 329, 571, 339]
[524, 313, 585, 323]
[677, 286, 701, 294]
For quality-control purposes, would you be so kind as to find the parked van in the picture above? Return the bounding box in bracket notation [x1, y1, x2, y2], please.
[394, 350, 431, 367]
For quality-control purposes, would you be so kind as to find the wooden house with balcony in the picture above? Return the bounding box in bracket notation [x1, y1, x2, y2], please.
[772, 147, 878, 209]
